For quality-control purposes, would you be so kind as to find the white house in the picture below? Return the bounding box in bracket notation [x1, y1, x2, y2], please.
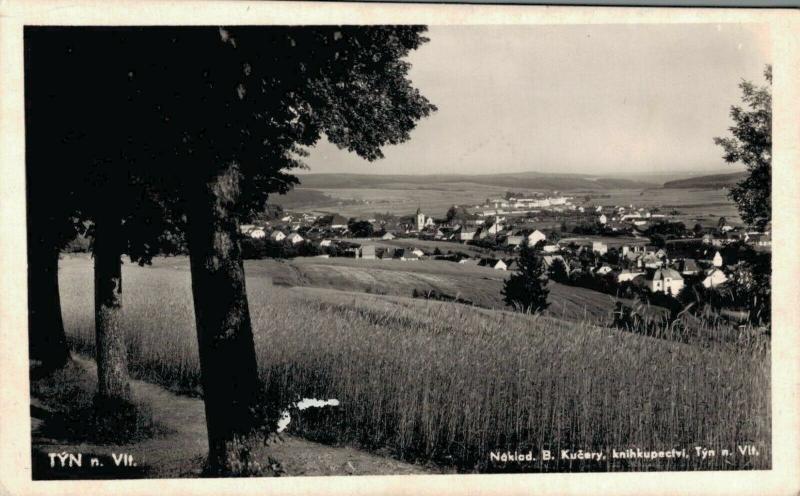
[526, 230, 546, 246]
[360, 244, 376, 260]
[490, 259, 508, 270]
[249, 228, 266, 239]
[598, 214, 608, 225]
[286, 233, 304, 245]
[712, 251, 724, 268]
[644, 268, 684, 295]
[399, 249, 420, 261]
[488, 223, 505, 235]
[270, 231, 286, 242]
[458, 230, 476, 241]
[382, 232, 396, 240]
[702, 268, 728, 288]
[480, 258, 507, 270]
[411, 248, 425, 258]
[319, 239, 333, 247]
[592, 241, 608, 255]
[542, 244, 559, 253]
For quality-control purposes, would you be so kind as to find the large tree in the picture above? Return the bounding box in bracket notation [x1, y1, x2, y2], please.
[110, 26, 437, 474]
[25, 28, 185, 403]
[714, 65, 772, 231]
[23, 29, 86, 371]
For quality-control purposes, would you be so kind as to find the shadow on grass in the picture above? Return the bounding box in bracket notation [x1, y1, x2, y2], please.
[31, 359, 165, 445]
[30, 359, 172, 479]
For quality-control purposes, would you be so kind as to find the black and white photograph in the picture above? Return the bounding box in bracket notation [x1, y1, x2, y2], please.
[1, 1, 799, 494]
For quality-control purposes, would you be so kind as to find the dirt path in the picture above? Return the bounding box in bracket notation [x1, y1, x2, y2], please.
[31, 356, 428, 478]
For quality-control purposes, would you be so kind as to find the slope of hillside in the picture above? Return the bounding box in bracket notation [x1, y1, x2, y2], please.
[662, 171, 746, 189]
[294, 172, 655, 190]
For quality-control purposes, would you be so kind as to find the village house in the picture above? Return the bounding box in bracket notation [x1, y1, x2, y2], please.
[505, 235, 524, 247]
[678, 259, 700, 275]
[319, 239, 333, 247]
[360, 244, 376, 260]
[488, 222, 505, 235]
[642, 268, 684, 295]
[542, 244, 559, 253]
[479, 258, 508, 270]
[270, 230, 286, 242]
[592, 241, 608, 255]
[248, 228, 266, 239]
[398, 249, 420, 261]
[702, 268, 728, 288]
[328, 214, 348, 230]
[458, 230, 476, 242]
[381, 232, 396, 240]
[286, 232, 304, 245]
[526, 229, 546, 246]
[745, 231, 771, 248]
[712, 251, 723, 268]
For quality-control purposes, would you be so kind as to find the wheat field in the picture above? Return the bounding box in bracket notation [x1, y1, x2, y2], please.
[57, 255, 771, 472]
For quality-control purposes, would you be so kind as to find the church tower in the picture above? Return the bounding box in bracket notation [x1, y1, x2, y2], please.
[416, 206, 425, 232]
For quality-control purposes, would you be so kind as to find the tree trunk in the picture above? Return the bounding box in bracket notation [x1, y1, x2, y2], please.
[28, 244, 70, 371]
[93, 212, 131, 404]
[186, 162, 262, 476]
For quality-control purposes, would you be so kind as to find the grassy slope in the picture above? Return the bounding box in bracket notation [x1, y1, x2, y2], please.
[57, 255, 770, 472]
[245, 256, 643, 322]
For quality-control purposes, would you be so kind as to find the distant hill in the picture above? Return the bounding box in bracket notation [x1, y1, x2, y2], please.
[662, 172, 747, 189]
[294, 172, 655, 191]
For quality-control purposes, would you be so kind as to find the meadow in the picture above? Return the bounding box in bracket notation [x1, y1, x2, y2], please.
[247, 256, 649, 322]
[56, 254, 770, 472]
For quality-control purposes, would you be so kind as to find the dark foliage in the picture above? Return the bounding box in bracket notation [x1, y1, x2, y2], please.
[502, 246, 550, 314]
[714, 66, 772, 231]
[348, 220, 375, 238]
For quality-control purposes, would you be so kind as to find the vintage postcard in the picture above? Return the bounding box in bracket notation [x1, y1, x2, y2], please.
[0, 1, 798, 495]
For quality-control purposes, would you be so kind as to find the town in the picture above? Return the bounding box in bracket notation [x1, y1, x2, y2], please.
[238, 189, 771, 326]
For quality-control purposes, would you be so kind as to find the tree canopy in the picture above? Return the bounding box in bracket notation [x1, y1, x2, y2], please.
[502, 246, 550, 314]
[714, 65, 772, 231]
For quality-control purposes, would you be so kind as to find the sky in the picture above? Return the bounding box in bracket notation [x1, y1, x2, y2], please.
[301, 23, 770, 177]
